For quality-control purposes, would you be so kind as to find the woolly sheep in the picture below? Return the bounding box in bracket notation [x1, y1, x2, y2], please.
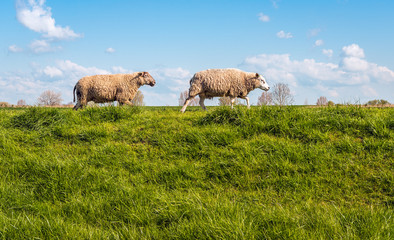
[73, 72, 156, 110]
[180, 68, 269, 112]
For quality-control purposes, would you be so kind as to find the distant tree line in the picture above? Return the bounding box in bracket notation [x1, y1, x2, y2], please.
[365, 99, 390, 106]
[0, 87, 392, 108]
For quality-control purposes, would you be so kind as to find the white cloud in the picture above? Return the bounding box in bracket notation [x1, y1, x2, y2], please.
[142, 91, 178, 106]
[106, 47, 115, 53]
[16, 0, 81, 40]
[322, 49, 333, 58]
[150, 67, 192, 92]
[328, 90, 339, 97]
[264, 68, 297, 86]
[0, 61, 193, 106]
[338, 44, 392, 85]
[340, 56, 369, 72]
[316, 85, 339, 97]
[277, 30, 293, 39]
[368, 64, 394, 83]
[0, 73, 53, 104]
[8, 45, 23, 53]
[314, 39, 324, 47]
[29, 39, 61, 53]
[1, 43, 392, 106]
[271, 0, 279, 8]
[111, 66, 132, 73]
[342, 44, 365, 58]
[258, 13, 270, 22]
[43, 66, 63, 77]
[242, 53, 342, 84]
[241, 44, 394, 88]
[0, 60, 112, 104]
[55, 60, 110, 78]
[361, 86, 378, 97]
[138, 67, 192, 106]
[151, 67, 191, 80]
[308, 28, 321, 37]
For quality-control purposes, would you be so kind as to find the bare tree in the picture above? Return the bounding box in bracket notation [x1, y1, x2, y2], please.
[179, 90, 199, 106]
[131, 90, 145, 106]
[37, 90, 63, 106]
[257, 92, 272, 105]
[272, 83, 294, 106]
[17, 99, 27, 106]
[316, 96, 328, 106]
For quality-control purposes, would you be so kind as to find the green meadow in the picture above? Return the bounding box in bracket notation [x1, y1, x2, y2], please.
[0, 106, 392, 239]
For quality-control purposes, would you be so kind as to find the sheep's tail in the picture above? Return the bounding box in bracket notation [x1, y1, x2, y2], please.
[73, 85, 76, 102]
[189, 74, 197, 85]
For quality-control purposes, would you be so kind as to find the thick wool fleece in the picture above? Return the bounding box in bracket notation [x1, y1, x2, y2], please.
[188, 69, 261, 98]
[73, 72, 155, 110]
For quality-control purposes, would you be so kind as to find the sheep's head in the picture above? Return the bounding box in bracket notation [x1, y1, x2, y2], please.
[255, 73, 270, 91]
[138, 72, 156, 87]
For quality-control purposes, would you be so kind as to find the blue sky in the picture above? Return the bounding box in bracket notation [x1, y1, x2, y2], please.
[1, 0, 393, 106]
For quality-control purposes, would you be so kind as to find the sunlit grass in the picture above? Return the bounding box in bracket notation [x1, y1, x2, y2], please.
[0, 106, 393, 239]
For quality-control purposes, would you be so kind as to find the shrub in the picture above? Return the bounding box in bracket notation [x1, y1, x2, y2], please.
[0, 102, 10, 108]
[366, 99, 390, 106]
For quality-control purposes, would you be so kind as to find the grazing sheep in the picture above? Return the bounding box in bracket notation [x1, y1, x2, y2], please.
[73, 72, 155, 110]
[180, 68, 270, 112]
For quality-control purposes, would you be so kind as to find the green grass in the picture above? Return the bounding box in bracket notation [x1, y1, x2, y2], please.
[0, 105, 393, 239]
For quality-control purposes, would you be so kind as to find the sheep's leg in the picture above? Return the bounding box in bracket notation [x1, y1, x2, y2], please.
[74, 90, 87, 110]
[240, 96, 250, 108]
[119, 100, 133, 106]
[73, 102, 82, 110]
[230, 97, 237, 109]
[181, 96, 195, 113]
[80, 97, 88, 109]
[199, 96, 207, 111]
[74, 97, 87, 110]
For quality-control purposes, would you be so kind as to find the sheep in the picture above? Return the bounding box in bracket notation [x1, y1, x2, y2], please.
[73, 72, 155, 110]
[180, 68, 270, 112]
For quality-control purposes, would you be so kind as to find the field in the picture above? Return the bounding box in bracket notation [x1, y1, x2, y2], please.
[0, 106, 393, 239]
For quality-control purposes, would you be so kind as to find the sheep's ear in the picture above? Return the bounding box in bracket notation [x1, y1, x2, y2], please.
[255, 73, 259, 77]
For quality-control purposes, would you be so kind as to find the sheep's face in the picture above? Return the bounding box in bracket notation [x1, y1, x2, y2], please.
[139, 72, 156, 87]
[256, 73, 270, 91]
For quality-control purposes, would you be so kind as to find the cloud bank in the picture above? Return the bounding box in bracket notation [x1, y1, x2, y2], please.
[242, 44, 394, 85]
[0, 59, 192, 106]
[241, 44, 394, 102]
[1, 44, 392, 105]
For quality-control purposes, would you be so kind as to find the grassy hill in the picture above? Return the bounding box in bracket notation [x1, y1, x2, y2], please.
[0, 106, 392, 239]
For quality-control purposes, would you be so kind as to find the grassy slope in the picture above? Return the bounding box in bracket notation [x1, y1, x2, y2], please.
[0, 106, 393, 239]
